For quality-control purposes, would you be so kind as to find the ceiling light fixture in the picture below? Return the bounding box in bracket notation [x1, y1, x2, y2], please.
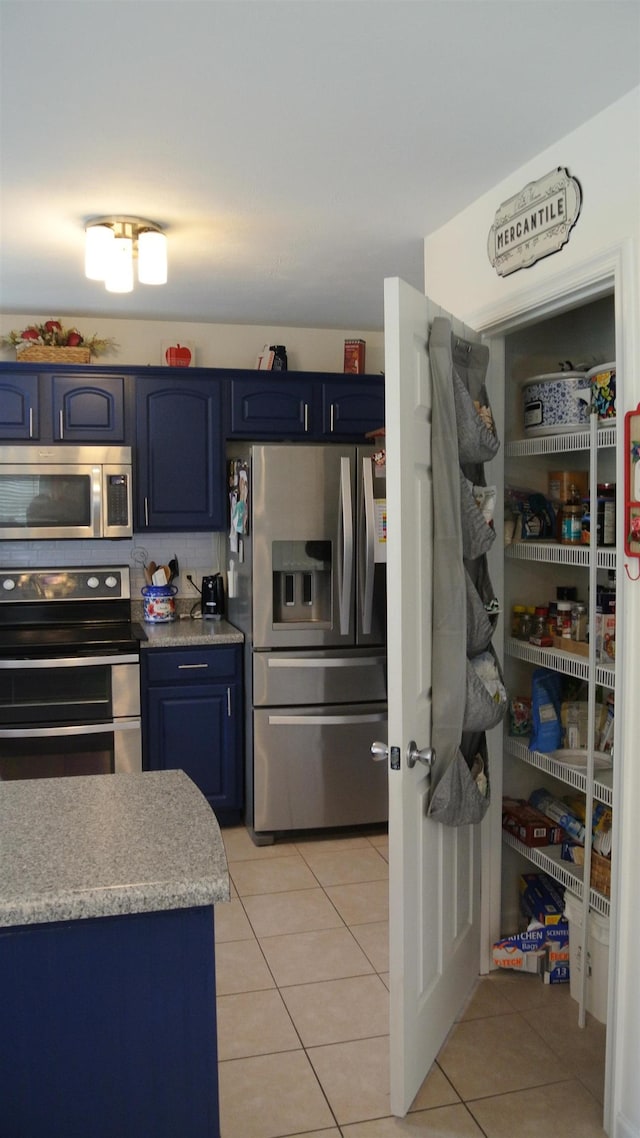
[85, 216, 167, 293]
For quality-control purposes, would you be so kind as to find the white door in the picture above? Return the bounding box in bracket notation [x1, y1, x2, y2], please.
[384, 277, 482, 1116]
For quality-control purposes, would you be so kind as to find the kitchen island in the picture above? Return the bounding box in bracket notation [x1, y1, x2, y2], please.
[0, 769, 229, 1138]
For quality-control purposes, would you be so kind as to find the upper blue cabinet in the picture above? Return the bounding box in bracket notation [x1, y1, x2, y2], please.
[0, 372, 40, 439]
[50, 374, 125, 442]
[228, 373, 384, 440]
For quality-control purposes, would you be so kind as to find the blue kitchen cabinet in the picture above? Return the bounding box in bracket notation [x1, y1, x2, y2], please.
[0, 371, 40, 439]
[228, 372, 384, 439]
[50, 373, 126, 441]
[321, 379, 385, 438]
[135, 375, 225, 531]
[0, 907, 220, 1138]
[142, 645, 243, 822]
[228, 374, 316, 437]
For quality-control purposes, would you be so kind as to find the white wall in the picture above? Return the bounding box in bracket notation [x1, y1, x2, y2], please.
[423, 87, 640, 1138]
[0, 314, 385, 375]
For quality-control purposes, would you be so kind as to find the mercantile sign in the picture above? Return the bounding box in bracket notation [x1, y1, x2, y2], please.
[487, 167, 582, 277]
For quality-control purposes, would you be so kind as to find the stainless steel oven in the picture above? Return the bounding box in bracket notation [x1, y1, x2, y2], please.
[0, 566, 144, 781]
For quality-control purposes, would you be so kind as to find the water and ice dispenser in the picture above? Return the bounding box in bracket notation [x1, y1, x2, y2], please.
[272, 540, 332, 625]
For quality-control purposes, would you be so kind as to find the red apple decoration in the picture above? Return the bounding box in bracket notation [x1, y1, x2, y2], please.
[66, 330, 83, 346]
[44, 320, 62, 334]
[21, 328, 40, 340]
[165, 343, 192, 368]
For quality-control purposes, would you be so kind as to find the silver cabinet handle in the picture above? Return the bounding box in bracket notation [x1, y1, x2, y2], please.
[177, 663, 210, 670]
[59, 409, 64, 439]
[144, 497, 149, 526]
[304, 403, 309, 432]
[227, 686, 231, 717]
[330, 403, 335, 432]
[29, 407, 34, 438]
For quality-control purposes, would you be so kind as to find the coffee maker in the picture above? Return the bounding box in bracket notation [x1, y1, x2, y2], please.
[201, 573, 225, 620]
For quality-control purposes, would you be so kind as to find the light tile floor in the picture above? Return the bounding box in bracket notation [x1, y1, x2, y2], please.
[216, 825, 607, 1138]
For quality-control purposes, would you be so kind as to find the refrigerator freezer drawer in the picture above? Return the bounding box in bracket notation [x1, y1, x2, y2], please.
[253, 650, 387, 706]
[253, 702, 388, 832]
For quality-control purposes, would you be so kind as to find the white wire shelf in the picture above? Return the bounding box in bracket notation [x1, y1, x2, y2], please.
[505, 424, 616, 457]
[505, 541, 617, 571]
[504, 736, 613, 807]
[501, 831, 610, 918]
[506, 636, 615, 687]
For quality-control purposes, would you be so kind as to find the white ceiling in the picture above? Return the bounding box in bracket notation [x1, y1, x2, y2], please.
[1, 1, 639, 332]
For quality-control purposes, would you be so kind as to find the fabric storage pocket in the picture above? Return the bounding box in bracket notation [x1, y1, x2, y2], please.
[428, 740, 490, 826]
[453, 368, 500, 464]
[460, 472, 496, 560]
[465, 564, 497, 656]
[463, 647, 507, 733]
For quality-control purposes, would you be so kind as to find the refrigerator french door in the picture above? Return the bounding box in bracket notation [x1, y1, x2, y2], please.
[227, 443, 387, 841]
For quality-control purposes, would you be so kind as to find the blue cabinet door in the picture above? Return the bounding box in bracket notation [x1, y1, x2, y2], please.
[321, 380, 385, 437]
[51, 374, 125, 441]
[0, 373, 39, 439]
[136, 377, 224, 530]
[143, 646, 243, 818]
[229, 376, 315, 437]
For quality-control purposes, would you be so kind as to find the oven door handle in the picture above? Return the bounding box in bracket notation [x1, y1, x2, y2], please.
[0, 719, 140, 739]
[0, 654, 140, 670]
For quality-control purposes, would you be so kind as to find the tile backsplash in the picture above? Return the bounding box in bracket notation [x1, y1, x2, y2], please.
[0, 532, 226, 598]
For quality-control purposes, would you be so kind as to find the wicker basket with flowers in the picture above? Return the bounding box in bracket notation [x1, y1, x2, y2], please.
[1, 320, 116, 363]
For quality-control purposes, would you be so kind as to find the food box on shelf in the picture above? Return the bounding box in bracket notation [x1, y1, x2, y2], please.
[493, 921, 569, 978]
[502, 798, 563, 847]
[553, 635, 589, 658]
[520, 872, 566, 926]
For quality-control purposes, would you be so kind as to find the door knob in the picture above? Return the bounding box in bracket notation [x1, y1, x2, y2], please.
[370, 740, 388, 762]
[407, 740, 435, 769]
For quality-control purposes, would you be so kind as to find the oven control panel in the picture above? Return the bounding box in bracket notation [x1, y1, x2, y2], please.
[0, 566, 130, 602]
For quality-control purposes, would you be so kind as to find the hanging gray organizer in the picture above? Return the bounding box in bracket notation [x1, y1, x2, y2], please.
[427, 317, 506, 826]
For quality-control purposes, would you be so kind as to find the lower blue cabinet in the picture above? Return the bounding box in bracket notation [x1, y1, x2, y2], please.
[142, 645, 243, 822]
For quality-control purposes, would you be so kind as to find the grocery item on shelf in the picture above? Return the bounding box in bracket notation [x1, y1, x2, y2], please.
[529, 669, 563, 752]
[519, 872, 567, 926]
[587, 362, 616, 422]
[502, 797, 563, 847]
[508, 696, 532, 736]
[528, 788, 586, 843]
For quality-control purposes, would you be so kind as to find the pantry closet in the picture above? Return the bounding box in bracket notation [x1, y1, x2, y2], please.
[498, 293, 617, 1019]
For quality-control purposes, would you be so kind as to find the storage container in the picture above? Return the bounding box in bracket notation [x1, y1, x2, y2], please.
[141, 584, 177, 623]
[587, 362, 616, 422]
[523, 372, 591, 435]
[564, 892, 610, 1023]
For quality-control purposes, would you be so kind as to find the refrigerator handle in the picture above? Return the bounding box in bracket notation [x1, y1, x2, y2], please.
[338, 456, 354, 635]
[360, 454, 375, 635]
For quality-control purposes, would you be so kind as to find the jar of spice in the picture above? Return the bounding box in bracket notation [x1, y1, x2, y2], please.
[571, 602, 588, 642]
[561, 484, 584, 545]
[511, 604, 526, 638]
[556, 600, 573, 638]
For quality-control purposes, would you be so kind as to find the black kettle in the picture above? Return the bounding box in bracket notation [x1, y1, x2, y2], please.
[201, 573, 225, 620]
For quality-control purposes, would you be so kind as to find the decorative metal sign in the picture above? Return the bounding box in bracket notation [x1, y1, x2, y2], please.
[487, 167, 582, 277]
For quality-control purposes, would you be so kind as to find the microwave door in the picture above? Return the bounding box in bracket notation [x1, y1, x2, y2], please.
[0, 464, 100, 540]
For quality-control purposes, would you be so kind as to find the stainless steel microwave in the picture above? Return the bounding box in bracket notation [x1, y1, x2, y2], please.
[0, 445, 133, 540]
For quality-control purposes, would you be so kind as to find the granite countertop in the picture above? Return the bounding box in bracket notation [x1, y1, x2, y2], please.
[136, 615, 244, 649]
[0, 770, 230, 929]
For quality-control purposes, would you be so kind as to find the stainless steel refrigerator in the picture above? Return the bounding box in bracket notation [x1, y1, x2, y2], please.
[227, 443, 387, 843]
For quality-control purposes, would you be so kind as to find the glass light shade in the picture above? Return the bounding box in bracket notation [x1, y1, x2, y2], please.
[105, 236, 134, 293]
[85, 224, 114, 281]
[137, 229, 168, 285]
